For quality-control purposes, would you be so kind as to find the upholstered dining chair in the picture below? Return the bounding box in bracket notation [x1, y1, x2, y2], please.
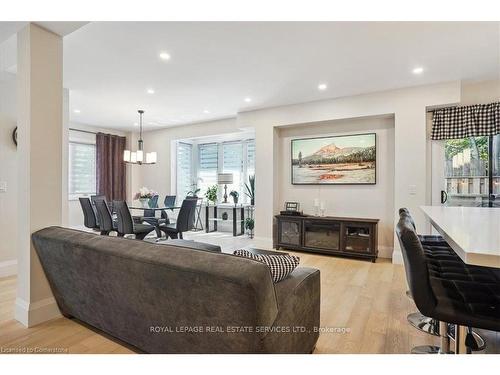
[90, 195, 106, 226]
[142, 195, 162, 237]
[160, 195, 177, 224]
[113, 200, 156, 240]
[158, 198, 197, 239]
[95, 198, 117, 235]
[79, 197, 99, 231]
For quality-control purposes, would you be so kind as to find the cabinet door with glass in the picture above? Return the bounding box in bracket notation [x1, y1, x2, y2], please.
[277, 219, 302, 247]
[343, 223, 374, 254]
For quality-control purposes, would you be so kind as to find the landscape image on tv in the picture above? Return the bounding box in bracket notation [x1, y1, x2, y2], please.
[291, 133, 376, 184]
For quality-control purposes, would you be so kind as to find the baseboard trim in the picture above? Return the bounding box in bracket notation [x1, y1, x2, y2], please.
[378, 246, 393, 259]
[392, 250, 403, 265]
[15, 296, 61, 327]
[0, 259, 17, 278]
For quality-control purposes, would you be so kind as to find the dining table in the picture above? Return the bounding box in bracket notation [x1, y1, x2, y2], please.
[127, 203, 182, 211]
[420, 205, 500, 269]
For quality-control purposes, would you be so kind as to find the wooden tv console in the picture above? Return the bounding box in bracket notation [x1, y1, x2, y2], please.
[274, 214, 379, 262]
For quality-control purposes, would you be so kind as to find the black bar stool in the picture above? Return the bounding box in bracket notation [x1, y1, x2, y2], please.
[396, 211, 500, 354]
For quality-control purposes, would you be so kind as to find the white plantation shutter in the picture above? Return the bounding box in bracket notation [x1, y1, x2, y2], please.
[176, 142, 193, 199]
[223, 142, 244, 198]
[69, 142, 96, 197]
[198, 143, 218, 196]
[246, 139, 255, 177]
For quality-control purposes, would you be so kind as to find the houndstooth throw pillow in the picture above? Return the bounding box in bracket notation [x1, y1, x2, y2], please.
[233, 249, 300, 283]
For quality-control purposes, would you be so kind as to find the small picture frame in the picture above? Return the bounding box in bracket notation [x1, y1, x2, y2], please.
[284, 201, 300, 212]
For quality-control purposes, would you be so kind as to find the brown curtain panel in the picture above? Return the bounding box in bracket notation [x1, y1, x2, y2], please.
[96, 132, 127, 201]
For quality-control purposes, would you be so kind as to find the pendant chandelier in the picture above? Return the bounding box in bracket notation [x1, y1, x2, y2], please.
[123, 110, 157, 165]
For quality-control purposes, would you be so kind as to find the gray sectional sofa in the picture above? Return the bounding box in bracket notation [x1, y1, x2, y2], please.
[31, 227, 321, 353]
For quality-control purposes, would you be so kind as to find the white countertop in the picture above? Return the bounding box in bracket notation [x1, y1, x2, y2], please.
[421, 206, 500, 268]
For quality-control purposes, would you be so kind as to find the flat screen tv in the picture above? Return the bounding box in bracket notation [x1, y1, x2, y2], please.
[291, 133, 376, 185]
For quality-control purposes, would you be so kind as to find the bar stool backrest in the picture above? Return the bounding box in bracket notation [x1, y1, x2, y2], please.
[396, 210, 437, 317]
[398, 207, 417, 230]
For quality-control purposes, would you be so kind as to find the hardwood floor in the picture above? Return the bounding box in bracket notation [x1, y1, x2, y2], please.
[1, 231, 498, 354]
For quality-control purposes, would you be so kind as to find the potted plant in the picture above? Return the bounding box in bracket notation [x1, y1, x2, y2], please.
[244, 174, 255, 206]
[229, 190, 239, 205]
[186, 186, 201, 198]
[205, 185, 218, 205]
[134, 187, 157, 208]
[245, 217, 254, 238]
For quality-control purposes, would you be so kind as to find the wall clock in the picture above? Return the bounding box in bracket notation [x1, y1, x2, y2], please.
[12, 126, 17, 146]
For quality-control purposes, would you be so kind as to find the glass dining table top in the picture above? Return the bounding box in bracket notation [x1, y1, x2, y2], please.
[127, 202, 182, 210]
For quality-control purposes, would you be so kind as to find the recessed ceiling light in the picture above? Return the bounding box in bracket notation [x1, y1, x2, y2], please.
[244, 97, 252, 103]
[318, 83, 327, 91]
[147, 88, 155, 94]
[73, 109, 81, 114]
[203, 109, 210, 114]
[159, 52, 171, 61]
[412, 67, 424, 74]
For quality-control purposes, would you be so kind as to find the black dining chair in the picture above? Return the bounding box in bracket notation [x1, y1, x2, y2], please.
[95, 198, 117, 235]
[79, 197, 99, 230]
[164, 195, 176, 208]
[113, 200, 156, 240]
[160, 195, 177, 224]
[158, 198, 197, 239]
[90, 195, 106, 225]
[142, 195, 162, 237]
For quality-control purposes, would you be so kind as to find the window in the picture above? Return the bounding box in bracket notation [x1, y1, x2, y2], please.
[443, 135, 500, 207]
[246, 139, 255, 178]
[198, 143, 218, 196]
[176, 142, 193, 199]
[223, 142, 244, 199]
[69, 142, 96, 198]
[187, 138, 255, 204]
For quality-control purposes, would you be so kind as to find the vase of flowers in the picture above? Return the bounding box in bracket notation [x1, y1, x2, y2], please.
[134, 187, 157, 208]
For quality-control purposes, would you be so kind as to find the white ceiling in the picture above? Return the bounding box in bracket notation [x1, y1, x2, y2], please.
[0, 21, 88, 43]
[51, 22, 500, 130]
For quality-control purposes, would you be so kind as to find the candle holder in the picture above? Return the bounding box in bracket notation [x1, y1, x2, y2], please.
[313, 198, 320, 216]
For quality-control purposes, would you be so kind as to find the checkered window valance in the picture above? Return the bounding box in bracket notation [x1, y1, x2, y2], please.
[431, 102, 500, 140]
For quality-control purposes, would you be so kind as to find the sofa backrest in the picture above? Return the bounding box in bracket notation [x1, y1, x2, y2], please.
[31, 226, 279, 353]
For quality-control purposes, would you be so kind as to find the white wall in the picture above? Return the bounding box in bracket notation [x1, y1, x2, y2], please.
[460, 80, 500, 105]
[277, 116, 395, 257]
[0, 72, 17, 277]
